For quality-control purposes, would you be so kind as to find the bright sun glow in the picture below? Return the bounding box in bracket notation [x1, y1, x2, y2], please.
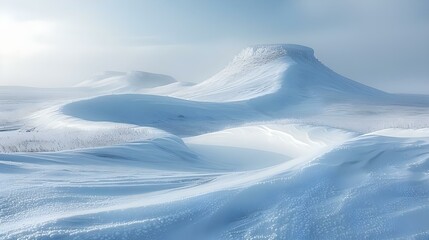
[0, 16, 52, 58]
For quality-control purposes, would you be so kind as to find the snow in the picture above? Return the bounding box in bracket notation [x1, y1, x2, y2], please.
[172, 45, 297, 101]
[0, 126, 166, 153]
[1, 44, 429, 239]
[60, 94, 260, 136]
[185, 124, 356, 158]
[76, 71, 177, 93]
[172, 44, 387, 105]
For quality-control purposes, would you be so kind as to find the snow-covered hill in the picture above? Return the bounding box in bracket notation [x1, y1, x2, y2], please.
[173, 44, 388, 103]
[76, 71, 177, 93]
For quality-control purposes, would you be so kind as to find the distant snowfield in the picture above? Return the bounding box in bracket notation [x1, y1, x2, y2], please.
[1, 44, 429, 239]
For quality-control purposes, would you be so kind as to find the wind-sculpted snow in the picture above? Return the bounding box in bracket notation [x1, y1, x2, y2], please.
[0, 124, 356, 239]
[172, 44, 388, 104]
[1, 44, 429, 239]
[76, 71, 177, 93]
[60, 94, 261, 136]
[0, 126, 165, 153]
[2, 125, 429, 239]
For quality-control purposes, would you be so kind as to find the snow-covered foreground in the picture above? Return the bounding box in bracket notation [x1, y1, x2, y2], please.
[1, 44, 429, 239]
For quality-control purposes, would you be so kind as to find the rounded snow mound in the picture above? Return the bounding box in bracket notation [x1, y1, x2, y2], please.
[173, 44, 387, 104]
[77, 71, 177, 93]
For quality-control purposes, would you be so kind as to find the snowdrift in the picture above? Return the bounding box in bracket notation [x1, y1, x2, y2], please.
[61, 94, 259, 136]
[76, 71, 177, 93]
[173, 44, 389, 104]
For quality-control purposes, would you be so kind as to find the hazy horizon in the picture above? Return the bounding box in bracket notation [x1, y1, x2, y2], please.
[1, 0, 428, 94]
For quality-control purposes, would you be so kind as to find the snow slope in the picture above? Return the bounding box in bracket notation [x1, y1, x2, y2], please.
[0, 123, 357, 239]
[1, 44, 429, 239]
[173, 44, 388, 104]
[60, 94, 260, 136]
[2, 124, 429, 239]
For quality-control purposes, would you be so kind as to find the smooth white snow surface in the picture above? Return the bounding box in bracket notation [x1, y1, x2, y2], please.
[172, 44, 387, 104]
[1, 44, 429, 239]
[76, 71, 177, 93]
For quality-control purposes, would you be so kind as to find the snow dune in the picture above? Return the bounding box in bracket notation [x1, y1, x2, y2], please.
[0, 123, 356, 239]
[173, 44, 388, 104]
[2, 124, 428, 239]
[76, 71, 177, 93]
[60, 94, 260, 136]
[1, 44, 429, 239]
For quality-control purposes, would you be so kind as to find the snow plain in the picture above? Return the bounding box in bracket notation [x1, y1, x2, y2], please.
[1, 44, 429, 239]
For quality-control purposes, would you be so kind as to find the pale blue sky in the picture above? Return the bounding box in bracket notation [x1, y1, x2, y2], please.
[1, 0, 429, 93]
